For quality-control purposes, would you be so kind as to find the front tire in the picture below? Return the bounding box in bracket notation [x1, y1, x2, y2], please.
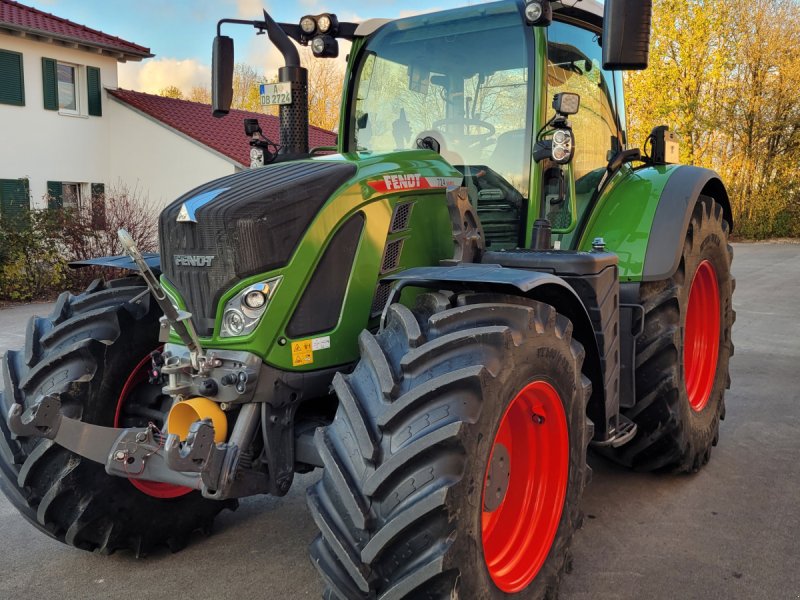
[0, 279, 234, 555]
[308, 293, 592, 599]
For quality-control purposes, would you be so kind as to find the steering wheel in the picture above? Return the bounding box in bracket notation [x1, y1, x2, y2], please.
[431, 118, 496, 149]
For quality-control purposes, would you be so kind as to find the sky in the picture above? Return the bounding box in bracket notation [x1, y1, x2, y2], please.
[25, 0, 475, 93]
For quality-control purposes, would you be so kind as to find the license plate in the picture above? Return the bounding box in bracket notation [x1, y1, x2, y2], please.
[259, 82, 292, 107]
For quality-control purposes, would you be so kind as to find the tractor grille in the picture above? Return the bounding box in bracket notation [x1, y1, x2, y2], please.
[381, 239, 405, 274]
[159, 161, 356, 336]
[371, 282, 393, 317]
[390, 202, 414, 233]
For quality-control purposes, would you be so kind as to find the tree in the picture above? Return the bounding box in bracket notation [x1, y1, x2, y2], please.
[188, 86, 211, 104]
[158, 85, 184, 99]
[302, 48, 345, 131]
[232, 63, 263, 112]
[627, 0, 800, 238]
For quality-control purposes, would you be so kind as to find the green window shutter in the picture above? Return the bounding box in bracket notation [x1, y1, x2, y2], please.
[47, 181, 63, 209]
[0, 49, 25, 106]
[87, 66, 102, 116]
[0, 178, 30, 222]
[91, 182, 106, 228]
[42, 57, 57, 110]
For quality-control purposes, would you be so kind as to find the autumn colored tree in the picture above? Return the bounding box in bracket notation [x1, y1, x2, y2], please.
[627, 0, 800, 238]
[158, 85, 185, 99]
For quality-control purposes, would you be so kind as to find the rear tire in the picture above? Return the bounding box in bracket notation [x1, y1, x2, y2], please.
[308, 293, 592, 599]
[610, 196, 735, 472]
[0, 279, 235, 555]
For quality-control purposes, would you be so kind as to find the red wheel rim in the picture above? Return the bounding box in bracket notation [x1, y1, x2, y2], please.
[481, 381, 569, 593]
[114, 351, 192, 499]
[684, 260, 721, 412]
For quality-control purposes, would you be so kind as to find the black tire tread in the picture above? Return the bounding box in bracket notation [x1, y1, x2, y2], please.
[609, 196, 735, 472]
[0, 278, 233, 555]
[309, 294, 592, 599]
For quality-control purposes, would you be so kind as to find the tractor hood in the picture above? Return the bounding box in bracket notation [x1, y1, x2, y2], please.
[159, 161, 356, 335]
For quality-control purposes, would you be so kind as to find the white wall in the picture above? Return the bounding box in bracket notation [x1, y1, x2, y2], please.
[105, 98, 236, 210]
[0, 34, 119, 208]
[0, 32, 236, 215]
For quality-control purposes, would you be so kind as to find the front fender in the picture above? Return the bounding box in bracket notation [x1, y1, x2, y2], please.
[69, 253, 161, 275]
[579, 165, 732, 282]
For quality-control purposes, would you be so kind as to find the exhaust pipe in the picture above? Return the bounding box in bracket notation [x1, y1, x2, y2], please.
[262, 10, 309, 157]
[212, 13, 309, 157]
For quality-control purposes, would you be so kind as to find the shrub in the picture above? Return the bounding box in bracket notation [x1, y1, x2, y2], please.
[0, 183, 158, 302]
[0, 210, 68, 301]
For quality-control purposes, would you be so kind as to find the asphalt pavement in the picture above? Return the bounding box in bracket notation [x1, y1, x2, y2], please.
[0, 242, 797, 600]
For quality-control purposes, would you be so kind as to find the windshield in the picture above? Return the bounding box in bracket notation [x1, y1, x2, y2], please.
[349, 2, 532, 198]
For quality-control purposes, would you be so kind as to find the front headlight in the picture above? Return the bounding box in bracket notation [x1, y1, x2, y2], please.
[220, 277, 282, 338]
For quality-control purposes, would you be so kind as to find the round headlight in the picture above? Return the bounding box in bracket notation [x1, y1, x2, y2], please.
[223, 309, 246, 336]
[311, 36, 327, 55]
[554, 130, 568, 145]
[244, 290, 267, 310]
[300, 16, 316, 34]
[524, 2, 543, 23]
[317, 14, 332, 33]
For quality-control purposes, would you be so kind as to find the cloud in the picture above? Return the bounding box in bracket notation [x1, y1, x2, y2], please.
[398, 7, 444, 17]
[243, 36, 285, 80]
[236, 0, 267, 19]
[118, 58, 211, 93]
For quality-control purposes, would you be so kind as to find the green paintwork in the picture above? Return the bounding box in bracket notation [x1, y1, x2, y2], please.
[524, 26, 549, 248]
[163, 151, 457, 371]
[578, 163, 681, 281]
[161, 6, 691, 376]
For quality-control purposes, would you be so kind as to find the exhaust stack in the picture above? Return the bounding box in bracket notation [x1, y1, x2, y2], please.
[212, 12, 309, 157]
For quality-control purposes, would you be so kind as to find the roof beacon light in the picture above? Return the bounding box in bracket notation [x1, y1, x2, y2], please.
[524, 0, 552, 27]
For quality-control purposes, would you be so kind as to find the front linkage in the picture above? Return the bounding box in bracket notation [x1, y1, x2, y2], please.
[7, 365, 262, 501]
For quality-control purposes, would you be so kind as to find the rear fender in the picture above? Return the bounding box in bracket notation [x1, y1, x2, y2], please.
[580, 165, 732, 282]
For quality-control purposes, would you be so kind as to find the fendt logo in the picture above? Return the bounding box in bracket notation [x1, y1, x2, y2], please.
[174, 255, 215, 268]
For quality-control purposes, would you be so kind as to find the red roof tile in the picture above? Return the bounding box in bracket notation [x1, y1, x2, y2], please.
[0, 0, 152, 59]
[107, 88, 337, 167]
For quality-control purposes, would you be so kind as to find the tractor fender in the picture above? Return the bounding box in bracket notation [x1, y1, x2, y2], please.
[69, 253, 161, 275]
[385, 264, 606, 432]
[580, 164, 732, 282]
[642, 165, 732, 282]
[385, 266, 595, 347]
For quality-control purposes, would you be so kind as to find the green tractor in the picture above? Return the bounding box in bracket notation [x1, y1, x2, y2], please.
[0, 0, 735, 597]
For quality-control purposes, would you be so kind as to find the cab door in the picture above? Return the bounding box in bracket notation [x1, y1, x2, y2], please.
[542, 18, 627, 249]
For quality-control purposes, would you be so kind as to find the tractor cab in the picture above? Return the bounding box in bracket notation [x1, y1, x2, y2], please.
[342, 1, 629, 252]
[347, 4, 532, 248]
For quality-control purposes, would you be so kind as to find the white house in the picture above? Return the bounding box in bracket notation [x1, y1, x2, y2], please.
[0, 0, 151, 217]
[0, 0, 336, 219]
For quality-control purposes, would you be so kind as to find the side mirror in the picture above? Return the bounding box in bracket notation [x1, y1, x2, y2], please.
[212, 35, 234, 118]
[602, 0, 653, 70]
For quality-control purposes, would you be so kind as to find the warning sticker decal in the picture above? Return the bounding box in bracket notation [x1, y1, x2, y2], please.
[291, 340, 314, 367]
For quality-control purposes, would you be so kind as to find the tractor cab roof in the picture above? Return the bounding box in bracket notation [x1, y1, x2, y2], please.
[354, 0, 604, 37]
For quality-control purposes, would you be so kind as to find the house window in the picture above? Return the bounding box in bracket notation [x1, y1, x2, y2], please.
[57, 62, 78, 113]
[0, 49, 25, 106]
[42, 59, 101, 116]
[47, 181, 106, 228]
[62, 182, 82, 208]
